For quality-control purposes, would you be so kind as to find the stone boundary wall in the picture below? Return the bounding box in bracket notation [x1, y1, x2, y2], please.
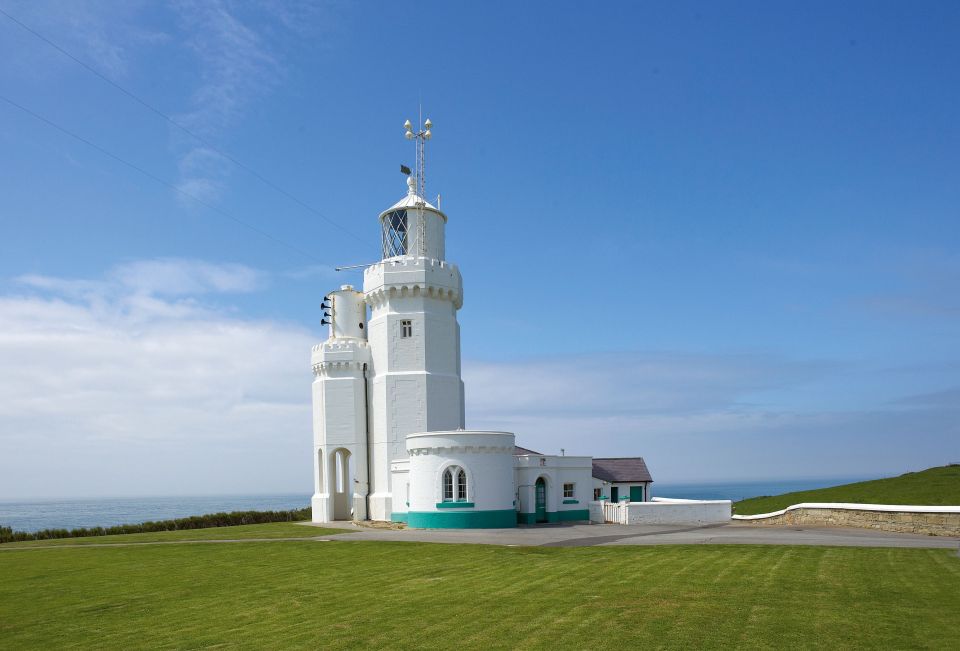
[733, 503, 960, 536]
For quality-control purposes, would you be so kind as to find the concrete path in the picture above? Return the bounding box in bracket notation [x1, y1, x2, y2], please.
[302, 521, 960, 550]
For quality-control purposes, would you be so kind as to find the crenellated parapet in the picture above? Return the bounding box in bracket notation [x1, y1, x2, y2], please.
[311, 339, 371, 376]
[363, 256, 463, 309]
[405, 431, 516, 455]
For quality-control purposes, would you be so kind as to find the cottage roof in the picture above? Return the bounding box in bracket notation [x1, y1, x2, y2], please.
[592, 457, 653, 483]
[514, 445, 542, 456]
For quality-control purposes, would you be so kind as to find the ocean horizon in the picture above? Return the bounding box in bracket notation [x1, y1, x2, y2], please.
[0, 477, 869, 533]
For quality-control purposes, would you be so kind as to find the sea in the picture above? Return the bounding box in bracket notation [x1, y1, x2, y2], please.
[1, 477, 867, 533]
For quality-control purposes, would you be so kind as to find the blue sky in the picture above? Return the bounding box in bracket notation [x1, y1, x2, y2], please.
[1, 1, 958, 498]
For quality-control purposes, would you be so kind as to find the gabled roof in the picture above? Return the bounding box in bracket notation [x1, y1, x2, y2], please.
[514, 445, 542, 456]
[592, 457, 653, 483]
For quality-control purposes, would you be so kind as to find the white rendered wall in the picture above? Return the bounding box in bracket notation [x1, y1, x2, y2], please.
[326, 286, 366, 340]
[602, 499, 732, 525]
[364, 258, 464, 521]
[310, 335, 371, 523]
[390, 459, 410, 518]
[514, 455, 593, 520]
[406, 431, 515, 513]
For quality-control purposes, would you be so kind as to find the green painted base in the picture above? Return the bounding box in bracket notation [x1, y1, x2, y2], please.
[557, 509, 589, 522]
[390, 513, 408, 524]
[407, 509, 516, 529]
[517, 509, 590, 524]
[436, 502, 475, 509]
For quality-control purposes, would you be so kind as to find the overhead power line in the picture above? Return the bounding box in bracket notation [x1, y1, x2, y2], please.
[0, 6, 366, 246]
[0, 93, 322, 263]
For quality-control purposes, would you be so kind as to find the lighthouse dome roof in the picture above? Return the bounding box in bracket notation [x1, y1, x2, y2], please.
[380, 176, 447, 222]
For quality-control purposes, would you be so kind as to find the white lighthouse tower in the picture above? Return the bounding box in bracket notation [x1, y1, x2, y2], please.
[312, 117, 465, 524]
[362, 118, 465, 521]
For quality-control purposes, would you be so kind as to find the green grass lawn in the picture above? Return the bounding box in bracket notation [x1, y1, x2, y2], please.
[2, 522, 347, 548]
[735, 465, 960, 516]
[2, 536, 958, 649]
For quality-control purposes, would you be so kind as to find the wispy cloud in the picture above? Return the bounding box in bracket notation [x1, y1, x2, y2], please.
[463, 353, 960, 480]
[169, 1, 292, 204]
[0, 0, 165, 79]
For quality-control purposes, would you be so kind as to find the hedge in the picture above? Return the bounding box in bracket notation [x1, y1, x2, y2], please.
[0, 506, 311, 544]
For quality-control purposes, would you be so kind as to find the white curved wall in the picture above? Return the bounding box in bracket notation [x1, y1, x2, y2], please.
[406, 431, 516, 527]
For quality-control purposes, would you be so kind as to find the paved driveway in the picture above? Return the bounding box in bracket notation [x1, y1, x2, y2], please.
[303, 521, 960, 549]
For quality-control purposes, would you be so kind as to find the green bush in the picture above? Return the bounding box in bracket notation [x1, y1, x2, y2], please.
[0, 507, 310, 544]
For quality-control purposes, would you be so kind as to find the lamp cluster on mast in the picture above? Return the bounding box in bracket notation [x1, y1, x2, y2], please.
[403, 117, 433, 256]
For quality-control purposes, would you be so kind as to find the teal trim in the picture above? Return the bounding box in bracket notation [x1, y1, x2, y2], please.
[598, 496, 608, 500]
[562, 499, 579, 504]
[517, 509, 589, 524]
[408, 509, 516, 529]
[390, 513, 408, 524]
[558, 509, 590, 522]
[436, 501, 475, 509]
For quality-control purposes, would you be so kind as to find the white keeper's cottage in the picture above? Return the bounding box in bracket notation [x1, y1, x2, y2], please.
[311, 120, 652, 528]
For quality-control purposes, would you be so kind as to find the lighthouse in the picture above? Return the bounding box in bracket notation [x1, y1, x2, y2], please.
[362, 175, 466, 521]
[311, 118, 600, 528]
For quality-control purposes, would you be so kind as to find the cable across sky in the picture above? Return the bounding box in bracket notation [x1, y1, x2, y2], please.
[0, 5, 366, 248]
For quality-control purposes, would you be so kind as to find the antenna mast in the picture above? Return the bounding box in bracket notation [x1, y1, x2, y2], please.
[404, 115, 433, 257]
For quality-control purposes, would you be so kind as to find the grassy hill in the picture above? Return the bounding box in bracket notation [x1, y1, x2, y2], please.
[734, 465, 960, 516]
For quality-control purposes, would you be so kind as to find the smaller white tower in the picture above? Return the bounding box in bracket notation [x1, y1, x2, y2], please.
[311, 285, 372, 523]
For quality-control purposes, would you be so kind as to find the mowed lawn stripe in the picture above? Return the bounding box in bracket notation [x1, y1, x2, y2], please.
[1, 541, 958, 649]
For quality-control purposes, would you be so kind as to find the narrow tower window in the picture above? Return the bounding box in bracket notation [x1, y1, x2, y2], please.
[400, 320, 413, 338]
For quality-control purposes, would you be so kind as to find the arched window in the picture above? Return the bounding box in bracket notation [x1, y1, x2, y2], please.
[442, 465, 468, 502]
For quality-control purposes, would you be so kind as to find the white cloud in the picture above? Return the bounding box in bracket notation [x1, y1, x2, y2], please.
[0, 259, 313, 499]
[464, 354, 960, 481]
[1, 259, 956, 499]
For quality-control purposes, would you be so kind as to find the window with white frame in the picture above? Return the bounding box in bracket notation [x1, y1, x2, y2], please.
[563, 483, 575, 499]
[442, 466, 468, 502]
[400, 319, 413, 338]
[593, 488, 602, 500]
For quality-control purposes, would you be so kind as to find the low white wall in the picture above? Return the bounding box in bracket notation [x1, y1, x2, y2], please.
[602, 497, 731, 525]
[589, 501, 605, 523]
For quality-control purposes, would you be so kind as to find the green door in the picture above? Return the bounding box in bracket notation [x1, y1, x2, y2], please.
[610, 486, 619, 503]
[630, 485, 644, 502]
[535, 478, 547, 523]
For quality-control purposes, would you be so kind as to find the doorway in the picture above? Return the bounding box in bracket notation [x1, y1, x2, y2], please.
[535, 477, 547, 523]
[331, 448, 354, 520]
[611, 486, 619, 503]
